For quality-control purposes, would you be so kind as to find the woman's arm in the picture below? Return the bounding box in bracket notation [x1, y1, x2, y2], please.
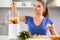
[49, 24, 57, 35]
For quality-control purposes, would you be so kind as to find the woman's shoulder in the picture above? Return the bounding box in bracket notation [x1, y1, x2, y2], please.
[44, 17, 51, 20]
[25, 16, 32, 18]
[25, 16, 33, 24]
[25, 16, 33, 21]
[44, 17, 53, 25]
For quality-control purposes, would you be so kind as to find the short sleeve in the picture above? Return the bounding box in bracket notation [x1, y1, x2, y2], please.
[25, 16, 31, 24]
[47, 18, 53, 25]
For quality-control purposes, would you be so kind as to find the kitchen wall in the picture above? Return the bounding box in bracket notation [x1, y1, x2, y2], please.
[0, 7, 60, 35]
[48, 7, 60, 34]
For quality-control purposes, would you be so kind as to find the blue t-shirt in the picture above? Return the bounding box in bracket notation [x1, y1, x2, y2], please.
[25, 16, 53, 35]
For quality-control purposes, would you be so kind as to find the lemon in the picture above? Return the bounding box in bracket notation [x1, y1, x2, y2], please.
[9, 17, 19, 24]
[47, 24, 52, 28]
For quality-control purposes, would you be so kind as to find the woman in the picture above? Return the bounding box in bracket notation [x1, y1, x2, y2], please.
[18, 0, 57, 35]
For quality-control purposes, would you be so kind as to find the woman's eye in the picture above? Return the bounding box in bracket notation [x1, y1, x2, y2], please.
[33, 5, 41, 8]
[37, 6, 40, 8]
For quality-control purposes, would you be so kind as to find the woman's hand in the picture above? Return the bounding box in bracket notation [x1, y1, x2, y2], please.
[48, 24, 57, 35]
[20, 16, 26, 23]
[47, 24, 52, 29]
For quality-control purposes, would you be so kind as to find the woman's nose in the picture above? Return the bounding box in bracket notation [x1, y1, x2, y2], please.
[34, 7, 37, 9]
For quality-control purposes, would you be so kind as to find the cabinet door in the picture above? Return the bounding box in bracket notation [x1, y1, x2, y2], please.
[56, 0, 60, 6]
[0, 0, 12, 7]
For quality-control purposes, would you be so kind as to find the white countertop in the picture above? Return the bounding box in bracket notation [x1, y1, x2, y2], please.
[0, 35, 18, 40]
[0, 35, 50, 40]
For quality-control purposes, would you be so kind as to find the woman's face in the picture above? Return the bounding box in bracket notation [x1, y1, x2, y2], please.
[33, 1, 45, 15]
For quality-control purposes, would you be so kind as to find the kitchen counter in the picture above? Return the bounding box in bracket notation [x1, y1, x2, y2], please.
[0, 35, 18, 40]
[0, 35, 50, 40]
[0, 35, 60, 40]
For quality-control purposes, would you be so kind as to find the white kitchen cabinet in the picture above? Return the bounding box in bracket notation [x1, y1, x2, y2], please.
[56, 0, 60, 6]
[13, 0, 36, 8]
[47, 0, 60, 7]
[0, 0, 60, 8]
[0, 0, 12, 7]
